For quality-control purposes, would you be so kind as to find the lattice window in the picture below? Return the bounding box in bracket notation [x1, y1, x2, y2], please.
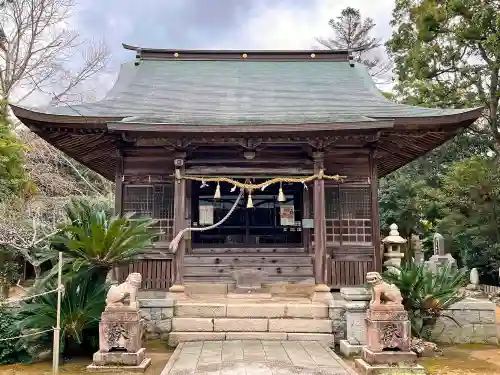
[340, 186, 371, 244]
[324, 184, 372, 245]
[123, 185, 174, 241]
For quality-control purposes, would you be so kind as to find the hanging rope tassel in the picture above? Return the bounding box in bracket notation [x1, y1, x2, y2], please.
[278, 182, 286, 202]
[247, 192, 254, 208]
[214, 182, 221, 199]
[170, 189, 244, 253]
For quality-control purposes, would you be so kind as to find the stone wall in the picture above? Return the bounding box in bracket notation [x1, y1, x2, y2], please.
[329, 298, 346, 343]
[139, 298, 174, 340]
[430, 298, 498, 345]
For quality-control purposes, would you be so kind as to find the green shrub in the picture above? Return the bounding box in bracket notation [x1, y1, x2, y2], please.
[17, 275, 108, 357]
[0, 307, 31, 364]
[49, 198, 157, 284]
[383, 263, 468, 338]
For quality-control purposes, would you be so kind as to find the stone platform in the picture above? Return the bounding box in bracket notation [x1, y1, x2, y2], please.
[160, 340, 356, 375]
[168, 293, 339, 346]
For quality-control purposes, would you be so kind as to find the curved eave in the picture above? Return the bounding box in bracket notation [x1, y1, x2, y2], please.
[376, 108, 483, 177]
[10, 104, 123, 127]
[381, 107, 484, 128]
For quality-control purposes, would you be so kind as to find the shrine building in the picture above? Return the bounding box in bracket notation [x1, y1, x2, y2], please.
[12, 44, 482, 292]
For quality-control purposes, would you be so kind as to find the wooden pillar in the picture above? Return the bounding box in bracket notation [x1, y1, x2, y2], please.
[114, 148, 124, 216]
[112, 148, 124, 282]
[303, 185, 312, 253]
[369, 149, 382, 272]
[313, 152, 327, 285]
[170, 154, 187, 292]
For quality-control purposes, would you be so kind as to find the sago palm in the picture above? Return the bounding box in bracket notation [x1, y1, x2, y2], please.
[383, 263, 468, 338]
[17, 276, 108, 356]
[51, 198, 157, 282]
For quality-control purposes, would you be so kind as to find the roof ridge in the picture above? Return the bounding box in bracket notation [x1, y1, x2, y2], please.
[122, 43, 360, 62]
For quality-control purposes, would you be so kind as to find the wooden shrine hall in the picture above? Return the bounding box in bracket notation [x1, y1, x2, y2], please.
[12, 44, 482, 292]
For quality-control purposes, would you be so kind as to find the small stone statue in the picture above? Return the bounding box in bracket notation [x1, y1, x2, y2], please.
[366, 271, 403, 306]
[88, 272, 150, 372]
[105, 272, 142, 310]
[356, 272, 424, 374]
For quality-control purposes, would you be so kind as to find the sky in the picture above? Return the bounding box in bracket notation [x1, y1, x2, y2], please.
[17, 0, 397, 105]
[75, 0, 395, 93]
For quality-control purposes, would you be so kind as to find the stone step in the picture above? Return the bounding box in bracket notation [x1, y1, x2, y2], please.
[184, 255, 312, 266]
[171, 317, 332, 333]
[184, 265, 314, 277]
[174, 302, 329, 319]
[183, 276, 314, 284]
[168, 332, 335, 346]
[191, 247, 306, 254]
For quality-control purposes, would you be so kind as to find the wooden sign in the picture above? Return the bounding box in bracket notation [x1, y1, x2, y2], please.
[199, 204, 214, 225]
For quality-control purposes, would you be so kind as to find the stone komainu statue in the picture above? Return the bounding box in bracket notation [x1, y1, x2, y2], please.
[366, 271, 403, 306]
[105, 272, 142, 309]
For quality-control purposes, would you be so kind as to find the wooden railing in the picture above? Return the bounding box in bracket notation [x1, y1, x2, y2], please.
[326, 245, 375, 288]
[118, 255, 174, 290]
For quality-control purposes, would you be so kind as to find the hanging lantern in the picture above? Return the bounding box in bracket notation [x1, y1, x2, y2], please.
[247, 191, 254, 208]
[278, 182, 286, 202]
[214, 182, 221, 199]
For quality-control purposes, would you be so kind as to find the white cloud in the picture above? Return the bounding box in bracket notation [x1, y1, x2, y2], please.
[236, 0, 395, 49]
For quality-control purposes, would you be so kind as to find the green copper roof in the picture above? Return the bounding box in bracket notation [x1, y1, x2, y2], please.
[28, 59, 473, 125]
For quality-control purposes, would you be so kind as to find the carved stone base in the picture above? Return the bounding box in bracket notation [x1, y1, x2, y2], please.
[366, 305, 411, 353]
[87, 358, 151, 373]
[339, 340, 365, 357]
[99, 310, 143, 353]
[355, 358, 426, 375]
[362, 348, 417, 365]
[92, 347, 148, 367]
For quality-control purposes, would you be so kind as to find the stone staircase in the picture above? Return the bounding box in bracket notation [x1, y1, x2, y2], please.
[168, 299, 335, 346]
[184, 247, 314, 284]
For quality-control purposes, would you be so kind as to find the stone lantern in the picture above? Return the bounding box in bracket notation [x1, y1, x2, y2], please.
[382, 224, 406, 274]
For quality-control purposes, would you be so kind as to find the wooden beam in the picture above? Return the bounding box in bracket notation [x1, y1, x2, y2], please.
[185, 166, 314, 176]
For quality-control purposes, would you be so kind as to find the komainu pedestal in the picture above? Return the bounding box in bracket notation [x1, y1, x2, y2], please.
[88, 273, 151, 372]
[355, 272, 425, 375]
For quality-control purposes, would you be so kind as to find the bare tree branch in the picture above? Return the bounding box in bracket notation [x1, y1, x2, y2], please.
[0, 0, 110, 103]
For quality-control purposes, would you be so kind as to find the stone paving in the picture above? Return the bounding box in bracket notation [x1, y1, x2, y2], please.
[160, 340, 356, 375]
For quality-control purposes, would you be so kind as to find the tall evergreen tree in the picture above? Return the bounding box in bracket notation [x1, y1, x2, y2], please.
[316, 7, 390, 81]
[387, 0, 498, 148]
[0, 101, 27, 200]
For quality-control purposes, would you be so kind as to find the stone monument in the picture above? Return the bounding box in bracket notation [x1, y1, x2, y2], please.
[87, 272, 151, 372]
[412, 234, 425, 265]
[339, 287, 372, 356]
[426, 232, 457, 274]
[355, 272, 425, 375]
